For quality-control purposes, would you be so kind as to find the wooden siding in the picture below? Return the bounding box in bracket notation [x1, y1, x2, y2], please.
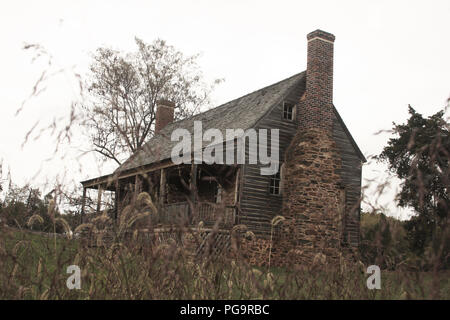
[332, 112, 362, 247]
[239, 78, 306, 236]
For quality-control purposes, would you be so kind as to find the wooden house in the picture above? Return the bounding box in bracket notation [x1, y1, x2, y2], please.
[81, 30, 365, 263]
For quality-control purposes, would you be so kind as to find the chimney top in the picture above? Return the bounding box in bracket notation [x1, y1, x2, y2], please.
[157, 99, 175, 108]
[155, 99, 175, 134]
[307, 29, 335, 43]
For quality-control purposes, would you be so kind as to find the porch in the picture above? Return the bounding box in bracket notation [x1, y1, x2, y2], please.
[80, 161, 241, 229]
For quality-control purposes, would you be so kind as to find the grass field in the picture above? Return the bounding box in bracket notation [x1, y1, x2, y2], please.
[0, 227, 448, 300]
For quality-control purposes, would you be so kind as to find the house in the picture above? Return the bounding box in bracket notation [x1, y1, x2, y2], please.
[81, 30, 365, 265]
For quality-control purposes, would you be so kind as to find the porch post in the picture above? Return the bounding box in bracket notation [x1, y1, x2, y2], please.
[134, 174, 142, 199]
[81, 187, 86, 224]
[190, 164, 198, 199]
[159, 168, 166, 205]
[159, 169, 166, 223]
[96, 186, 103, 213]
[115, 179, 120, 220]
[189, 163, 198, 221]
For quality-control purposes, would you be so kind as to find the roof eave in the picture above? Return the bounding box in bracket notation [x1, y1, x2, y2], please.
[332, 104, 367, 163]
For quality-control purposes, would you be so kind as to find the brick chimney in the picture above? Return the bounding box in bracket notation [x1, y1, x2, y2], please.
[300, 29, 335, 130]
[155, 99, 175, 134]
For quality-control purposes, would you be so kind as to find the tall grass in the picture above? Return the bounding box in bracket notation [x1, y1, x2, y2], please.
[0, 197, 448, 300]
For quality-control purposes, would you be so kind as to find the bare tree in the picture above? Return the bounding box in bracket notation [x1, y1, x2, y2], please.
[83, 38, 222, 165]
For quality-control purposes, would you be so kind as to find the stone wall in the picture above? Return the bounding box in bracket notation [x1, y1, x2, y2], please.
[279, 128, 344, 265]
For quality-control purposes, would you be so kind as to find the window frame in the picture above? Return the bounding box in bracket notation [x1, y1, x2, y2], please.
[282, 101, 296, 121]
[268, 164, 284, 196]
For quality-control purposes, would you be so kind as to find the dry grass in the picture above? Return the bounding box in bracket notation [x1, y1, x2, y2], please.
[0, 202, 448, 300]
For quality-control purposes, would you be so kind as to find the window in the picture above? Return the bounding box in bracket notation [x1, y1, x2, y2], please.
[269, 171, 281, 195]
[283, 102, 294, 120]
[269, 163, 284, 195]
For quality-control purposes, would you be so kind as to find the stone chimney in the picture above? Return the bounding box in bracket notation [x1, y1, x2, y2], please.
[280, 30, 344, 266]
[155, 99, 175, 134]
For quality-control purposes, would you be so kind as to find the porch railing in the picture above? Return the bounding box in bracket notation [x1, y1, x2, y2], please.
[158, 202, 235, 227]
[157, 202, 190, 225]
[196, 203, 235, 227]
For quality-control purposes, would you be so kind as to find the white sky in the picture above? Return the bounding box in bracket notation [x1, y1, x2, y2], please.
[0, 0, 449, 219]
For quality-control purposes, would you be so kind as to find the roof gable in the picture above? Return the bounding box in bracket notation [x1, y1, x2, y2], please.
[333, 105, 366, 163]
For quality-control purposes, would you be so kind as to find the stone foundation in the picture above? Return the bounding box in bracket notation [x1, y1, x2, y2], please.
[235, 234, 358, 268]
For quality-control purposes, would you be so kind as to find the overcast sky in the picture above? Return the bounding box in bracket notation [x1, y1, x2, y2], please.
[0, 0, 449, 219]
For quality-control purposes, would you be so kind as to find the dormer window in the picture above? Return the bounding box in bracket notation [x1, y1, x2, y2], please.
[283, 102, 295, 120]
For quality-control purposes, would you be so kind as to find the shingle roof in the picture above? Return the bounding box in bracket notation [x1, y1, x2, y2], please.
[115, 71, 306, 173]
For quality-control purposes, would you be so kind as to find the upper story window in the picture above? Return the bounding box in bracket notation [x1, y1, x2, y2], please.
[283, 102, 295, 121]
